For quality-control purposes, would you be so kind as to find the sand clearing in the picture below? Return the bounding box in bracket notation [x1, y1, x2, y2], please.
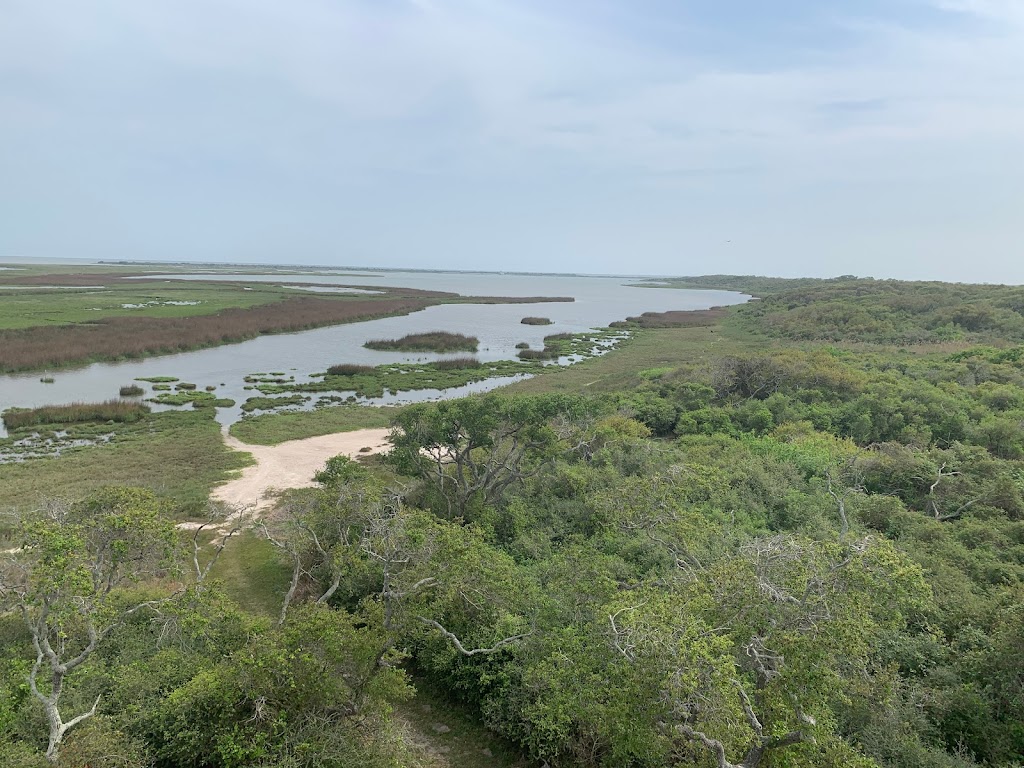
[211, 428, 393, 512]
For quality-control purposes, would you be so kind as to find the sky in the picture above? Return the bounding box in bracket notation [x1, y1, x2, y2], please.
[1, 1, 1022, 282]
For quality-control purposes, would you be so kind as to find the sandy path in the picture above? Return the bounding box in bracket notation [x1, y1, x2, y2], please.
[210, 428, 393, 512]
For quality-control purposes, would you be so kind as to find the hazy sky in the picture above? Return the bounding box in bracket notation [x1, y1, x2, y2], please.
[1, 1, 1022, 281]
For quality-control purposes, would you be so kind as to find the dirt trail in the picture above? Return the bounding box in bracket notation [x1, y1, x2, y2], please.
[210, 428, 393, 512]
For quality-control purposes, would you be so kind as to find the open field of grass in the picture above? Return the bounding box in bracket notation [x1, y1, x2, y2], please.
[0, 410, 252, 514]
[0, 279, 292, 330]
[230, 404, 401, 445]
[207, 532, 293, 617]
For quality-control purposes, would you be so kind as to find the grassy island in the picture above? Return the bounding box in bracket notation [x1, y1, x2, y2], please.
[364, 331, 479, 352]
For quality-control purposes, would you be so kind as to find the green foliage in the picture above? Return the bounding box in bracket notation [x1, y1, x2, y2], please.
[151, 604, 411, 768]
[314, 454, 369, 487]
[4, 277, 1024, 768]
[737, 278, 1024, 344]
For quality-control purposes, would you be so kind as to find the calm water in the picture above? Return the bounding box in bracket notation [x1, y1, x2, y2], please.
[0, 271, 746, 435]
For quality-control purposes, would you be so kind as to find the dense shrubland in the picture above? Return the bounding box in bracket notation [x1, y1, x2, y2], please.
[2, 278, 1024, 767]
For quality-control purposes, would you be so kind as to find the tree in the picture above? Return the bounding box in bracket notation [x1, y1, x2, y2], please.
[613, 535, 929, 768]
[390, 393, 590, 519]
[0, 488, 178, 762]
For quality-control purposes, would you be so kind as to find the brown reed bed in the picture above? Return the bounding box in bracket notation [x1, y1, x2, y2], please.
[2, 400, 150, 430]
[364, 331, 479, 353]
[0, 296, 432, 372]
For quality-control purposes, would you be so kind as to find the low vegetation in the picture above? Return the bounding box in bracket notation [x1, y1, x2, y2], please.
[240, 394, 310, 412]
[0, 295, 433, 372]
[231, 404, 400, 445]
[6, 277, 1023, 768]
[326, 363, 376, 376]
[365, 330, 479, 352]
[2, 400, 149, 430]
[609, 307, 729, 328]
[516, 332, 576, 360]
[118, 384, 145, 396]
[149, 391, 217, 406]
[192, 397, 236, 409]
[434, 356, 482, 370]
[0, 266, 582, 372]
[0, 409, 251, 513]
[516, 346, 558, 360]
[520, 316, 552, 325]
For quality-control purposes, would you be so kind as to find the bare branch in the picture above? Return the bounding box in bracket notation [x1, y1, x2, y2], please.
[417, 617, 530, 656]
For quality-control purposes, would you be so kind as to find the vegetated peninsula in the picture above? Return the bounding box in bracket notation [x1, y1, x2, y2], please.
[2, 274, 1024, 768]
[0, 267, 570, 372]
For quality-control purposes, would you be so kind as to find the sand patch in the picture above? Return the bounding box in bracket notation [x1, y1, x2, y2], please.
[210, 428, 393, 512]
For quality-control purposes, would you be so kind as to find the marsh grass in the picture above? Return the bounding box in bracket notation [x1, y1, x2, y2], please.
[231, 405, 400, 445]
[193, 398, 236, 409]
[609, 307, 729, 329]
[2, 400, 149, 430]
[150, 391, 218, 406]
[0, 295, 432, 372]
[0, 410, 253, 514]
[326, 363, 376, 376]
[517, 347, 559, 361]
[241, 394, 309, 412]
[435, 356, 482, 370]
[365, 331, 479, 353]
[119, 384, 145, 397]
[520, 316, 553, 325]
